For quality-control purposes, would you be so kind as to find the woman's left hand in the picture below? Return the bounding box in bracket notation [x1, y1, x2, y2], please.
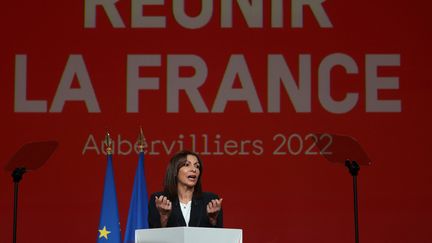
[207, 198, 223, 226]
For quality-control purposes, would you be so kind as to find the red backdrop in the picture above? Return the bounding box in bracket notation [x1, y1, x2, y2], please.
[1, 1, 431, 242]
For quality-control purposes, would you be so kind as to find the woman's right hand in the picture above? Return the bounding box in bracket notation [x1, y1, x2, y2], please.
[155, 195, 172, 218]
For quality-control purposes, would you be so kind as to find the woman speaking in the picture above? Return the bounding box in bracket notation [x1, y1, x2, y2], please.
[148, 150, 223, 228]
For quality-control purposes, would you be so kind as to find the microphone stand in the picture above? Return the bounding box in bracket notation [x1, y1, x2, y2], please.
[11, 168, 27, 243]
[345, 160, 360, 243]
[5, 141, 58, 243]
[315, 134, 369, 243]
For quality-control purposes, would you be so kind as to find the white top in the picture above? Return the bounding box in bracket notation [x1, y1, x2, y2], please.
[179, 201, 192, 226]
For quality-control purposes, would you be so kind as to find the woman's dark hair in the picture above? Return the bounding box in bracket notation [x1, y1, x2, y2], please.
[163, 150, 203, 200]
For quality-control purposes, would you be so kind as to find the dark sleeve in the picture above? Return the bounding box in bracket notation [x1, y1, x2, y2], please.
[148, 192, 162, 228]
[215, 205, 223, 228]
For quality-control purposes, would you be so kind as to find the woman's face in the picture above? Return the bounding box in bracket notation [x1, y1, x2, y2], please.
[177, 154, 201, 188]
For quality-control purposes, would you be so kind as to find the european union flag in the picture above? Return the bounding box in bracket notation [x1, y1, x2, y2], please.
[97, 154, 122, 243]
[123, 151, 149, 243]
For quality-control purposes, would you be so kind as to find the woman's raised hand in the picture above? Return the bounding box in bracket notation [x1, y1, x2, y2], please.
[155, 196, 172, 216]
[207, 198, 223, 226]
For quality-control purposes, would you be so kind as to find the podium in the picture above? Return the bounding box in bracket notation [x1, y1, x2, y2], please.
[135, 227, 242, 243]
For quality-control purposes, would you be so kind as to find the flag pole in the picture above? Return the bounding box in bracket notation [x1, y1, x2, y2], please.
[123, 127, 149, 243]
[97, 131, 122, 243]
[104, 131, 113, 155]
[137, 127, 145, 152]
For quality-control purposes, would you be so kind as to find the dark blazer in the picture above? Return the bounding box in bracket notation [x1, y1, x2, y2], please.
[148, 191, 223, 228]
